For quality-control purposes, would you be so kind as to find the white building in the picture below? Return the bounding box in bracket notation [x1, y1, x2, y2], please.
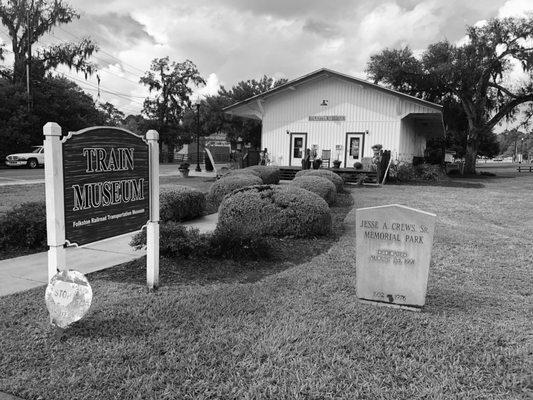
[224, 68, 445, 168]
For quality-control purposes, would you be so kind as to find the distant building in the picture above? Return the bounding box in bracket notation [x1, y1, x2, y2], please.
[224, 68, 445, 168]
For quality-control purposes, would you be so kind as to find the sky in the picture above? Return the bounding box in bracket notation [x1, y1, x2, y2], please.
[0, 0, 532, 129]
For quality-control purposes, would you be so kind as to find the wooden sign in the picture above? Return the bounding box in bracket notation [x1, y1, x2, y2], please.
[44, 123, 160, 291]
[355, 204, 436, 310]
[45, 270, 92, 328]
[62, 127, 149, 245]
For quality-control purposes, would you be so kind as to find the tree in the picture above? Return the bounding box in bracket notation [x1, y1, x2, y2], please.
[0, 75, 109, 160]
[196, 75, 288, 147]
[140, 57, 205, 149]
[0, 0, 97, 84]
[367, 16, 533, 173]
[97, 102, 124, 126]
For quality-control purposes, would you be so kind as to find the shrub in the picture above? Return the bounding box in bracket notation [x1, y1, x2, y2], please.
[160, 186, 206, 222]
[0, 201, 47, 250]
[130, 222, 272, 260]
[415, 164, 443, 180]
[208, 227, 273, 260]
[294, 169, 344, 192]
[218, 185, 332, 238]
[224, 169, 262, 179]
[388, 162, 445, 182]
[354, 162, 363, 170]
[131, 222, 207, 258]
[390, 162, 416, 182]
[208, 174, 263, 206]
[245, 165, 280, 184]
[291, 175, 337, 205]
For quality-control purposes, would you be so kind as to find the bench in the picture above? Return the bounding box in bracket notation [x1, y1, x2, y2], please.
[517, 165, 533, 172]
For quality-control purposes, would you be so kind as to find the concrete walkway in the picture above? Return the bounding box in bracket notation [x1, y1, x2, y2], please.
[0, 213, 218, 297]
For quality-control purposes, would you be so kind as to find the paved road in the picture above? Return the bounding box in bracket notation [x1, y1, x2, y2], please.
[0, 163, 193, 186]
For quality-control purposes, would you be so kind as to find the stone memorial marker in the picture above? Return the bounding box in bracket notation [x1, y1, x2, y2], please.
[45, 270, 92, 328]
[356, 204, 436, 310]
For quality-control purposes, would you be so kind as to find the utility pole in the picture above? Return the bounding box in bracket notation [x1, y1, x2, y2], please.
[26, 0, 33, 112]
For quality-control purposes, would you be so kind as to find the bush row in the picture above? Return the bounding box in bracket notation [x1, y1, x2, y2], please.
[388, 162, 445, 182]
[0, 202, 47, 251]
[130, 222, 273, 260]
[0, 185, 206, 252]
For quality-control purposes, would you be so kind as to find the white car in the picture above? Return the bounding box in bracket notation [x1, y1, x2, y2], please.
[5, 145, 45, 168]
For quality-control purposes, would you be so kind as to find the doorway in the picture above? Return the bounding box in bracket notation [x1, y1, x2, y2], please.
[289, 133, 307, 167]
[345, 132, 365, 168]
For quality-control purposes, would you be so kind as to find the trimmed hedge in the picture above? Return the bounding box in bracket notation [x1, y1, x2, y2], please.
[0, 201, 47, 250]
[160, 186, 206, 222]
[224, 169, 262, 179]
[294, 169, 344, 192]
[208, 174, 263, 206]
[130, 222, 273, 260]
[217, 185, 332, 238]
[291, 175, 337, 205]
[245, 166, 280, 184]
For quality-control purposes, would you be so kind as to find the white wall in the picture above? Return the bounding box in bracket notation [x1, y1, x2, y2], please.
[261, 76, 437, 166]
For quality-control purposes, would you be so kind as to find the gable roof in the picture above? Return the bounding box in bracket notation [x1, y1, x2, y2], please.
[223, 67, 442, 114]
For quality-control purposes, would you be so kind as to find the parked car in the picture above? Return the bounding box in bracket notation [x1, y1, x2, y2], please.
[5, 145, 45, 168]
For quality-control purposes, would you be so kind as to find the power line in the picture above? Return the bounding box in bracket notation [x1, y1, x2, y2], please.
[55, 26, 147, 75]
[58, 71, 146, 105]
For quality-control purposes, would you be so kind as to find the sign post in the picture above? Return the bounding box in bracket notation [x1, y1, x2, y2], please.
[146, 130, 159, 290]
[44, 122, 66, 282]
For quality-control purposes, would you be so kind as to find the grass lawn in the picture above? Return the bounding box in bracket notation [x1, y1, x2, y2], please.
[0, 175, 532, 399]
[0, 184, 45, 215]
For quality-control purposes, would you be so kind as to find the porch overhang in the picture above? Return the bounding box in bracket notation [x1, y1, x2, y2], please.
[402, 113, 445, 138]
[224, 100, 264, 121]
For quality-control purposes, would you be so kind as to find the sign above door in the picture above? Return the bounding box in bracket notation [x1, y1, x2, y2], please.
[309, 116, 345, 121]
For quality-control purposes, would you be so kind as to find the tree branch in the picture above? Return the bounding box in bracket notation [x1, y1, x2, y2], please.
[487, 82, 519, 98]
[485, 94, 533, 131]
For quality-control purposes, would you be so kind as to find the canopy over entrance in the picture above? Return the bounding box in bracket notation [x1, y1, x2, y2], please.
[402, 113, 445, 139]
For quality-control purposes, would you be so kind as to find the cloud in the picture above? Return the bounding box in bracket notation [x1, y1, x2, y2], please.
[194, 73, 221, 100]
[497, 0, 533, 17]
[303, 19, 340, 38]
[36, 0, 526, 117]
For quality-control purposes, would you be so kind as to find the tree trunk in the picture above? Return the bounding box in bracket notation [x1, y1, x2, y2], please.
[464, 143, 477, 175]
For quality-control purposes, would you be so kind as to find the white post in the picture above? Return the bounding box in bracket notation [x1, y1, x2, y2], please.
[44, 122, 66, 282]
[146, 130, 160, 290]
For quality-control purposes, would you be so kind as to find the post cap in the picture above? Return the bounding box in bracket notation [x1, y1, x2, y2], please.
[43, 122, 62, 137]
[146, 130, 159, 141]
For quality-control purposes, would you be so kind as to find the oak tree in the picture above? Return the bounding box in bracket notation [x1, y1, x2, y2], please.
[0, 0, 97, 83]
[140, 57, 205, 148]
[367, 16, 533, 173]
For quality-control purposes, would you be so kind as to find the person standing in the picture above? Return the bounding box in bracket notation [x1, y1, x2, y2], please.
[260, 148, 270, 165]
[301, 148, 311, 170]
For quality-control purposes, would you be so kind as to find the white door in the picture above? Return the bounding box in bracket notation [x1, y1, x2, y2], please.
[289, 133, 307, 167]
[345, 132, 365, 167]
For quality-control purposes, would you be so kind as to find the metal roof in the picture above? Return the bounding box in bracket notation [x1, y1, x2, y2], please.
[223, 67, 443, 114]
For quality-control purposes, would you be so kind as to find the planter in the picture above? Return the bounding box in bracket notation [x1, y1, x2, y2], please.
[178, 168, 189, 178]
[333, 160, 342, 169]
